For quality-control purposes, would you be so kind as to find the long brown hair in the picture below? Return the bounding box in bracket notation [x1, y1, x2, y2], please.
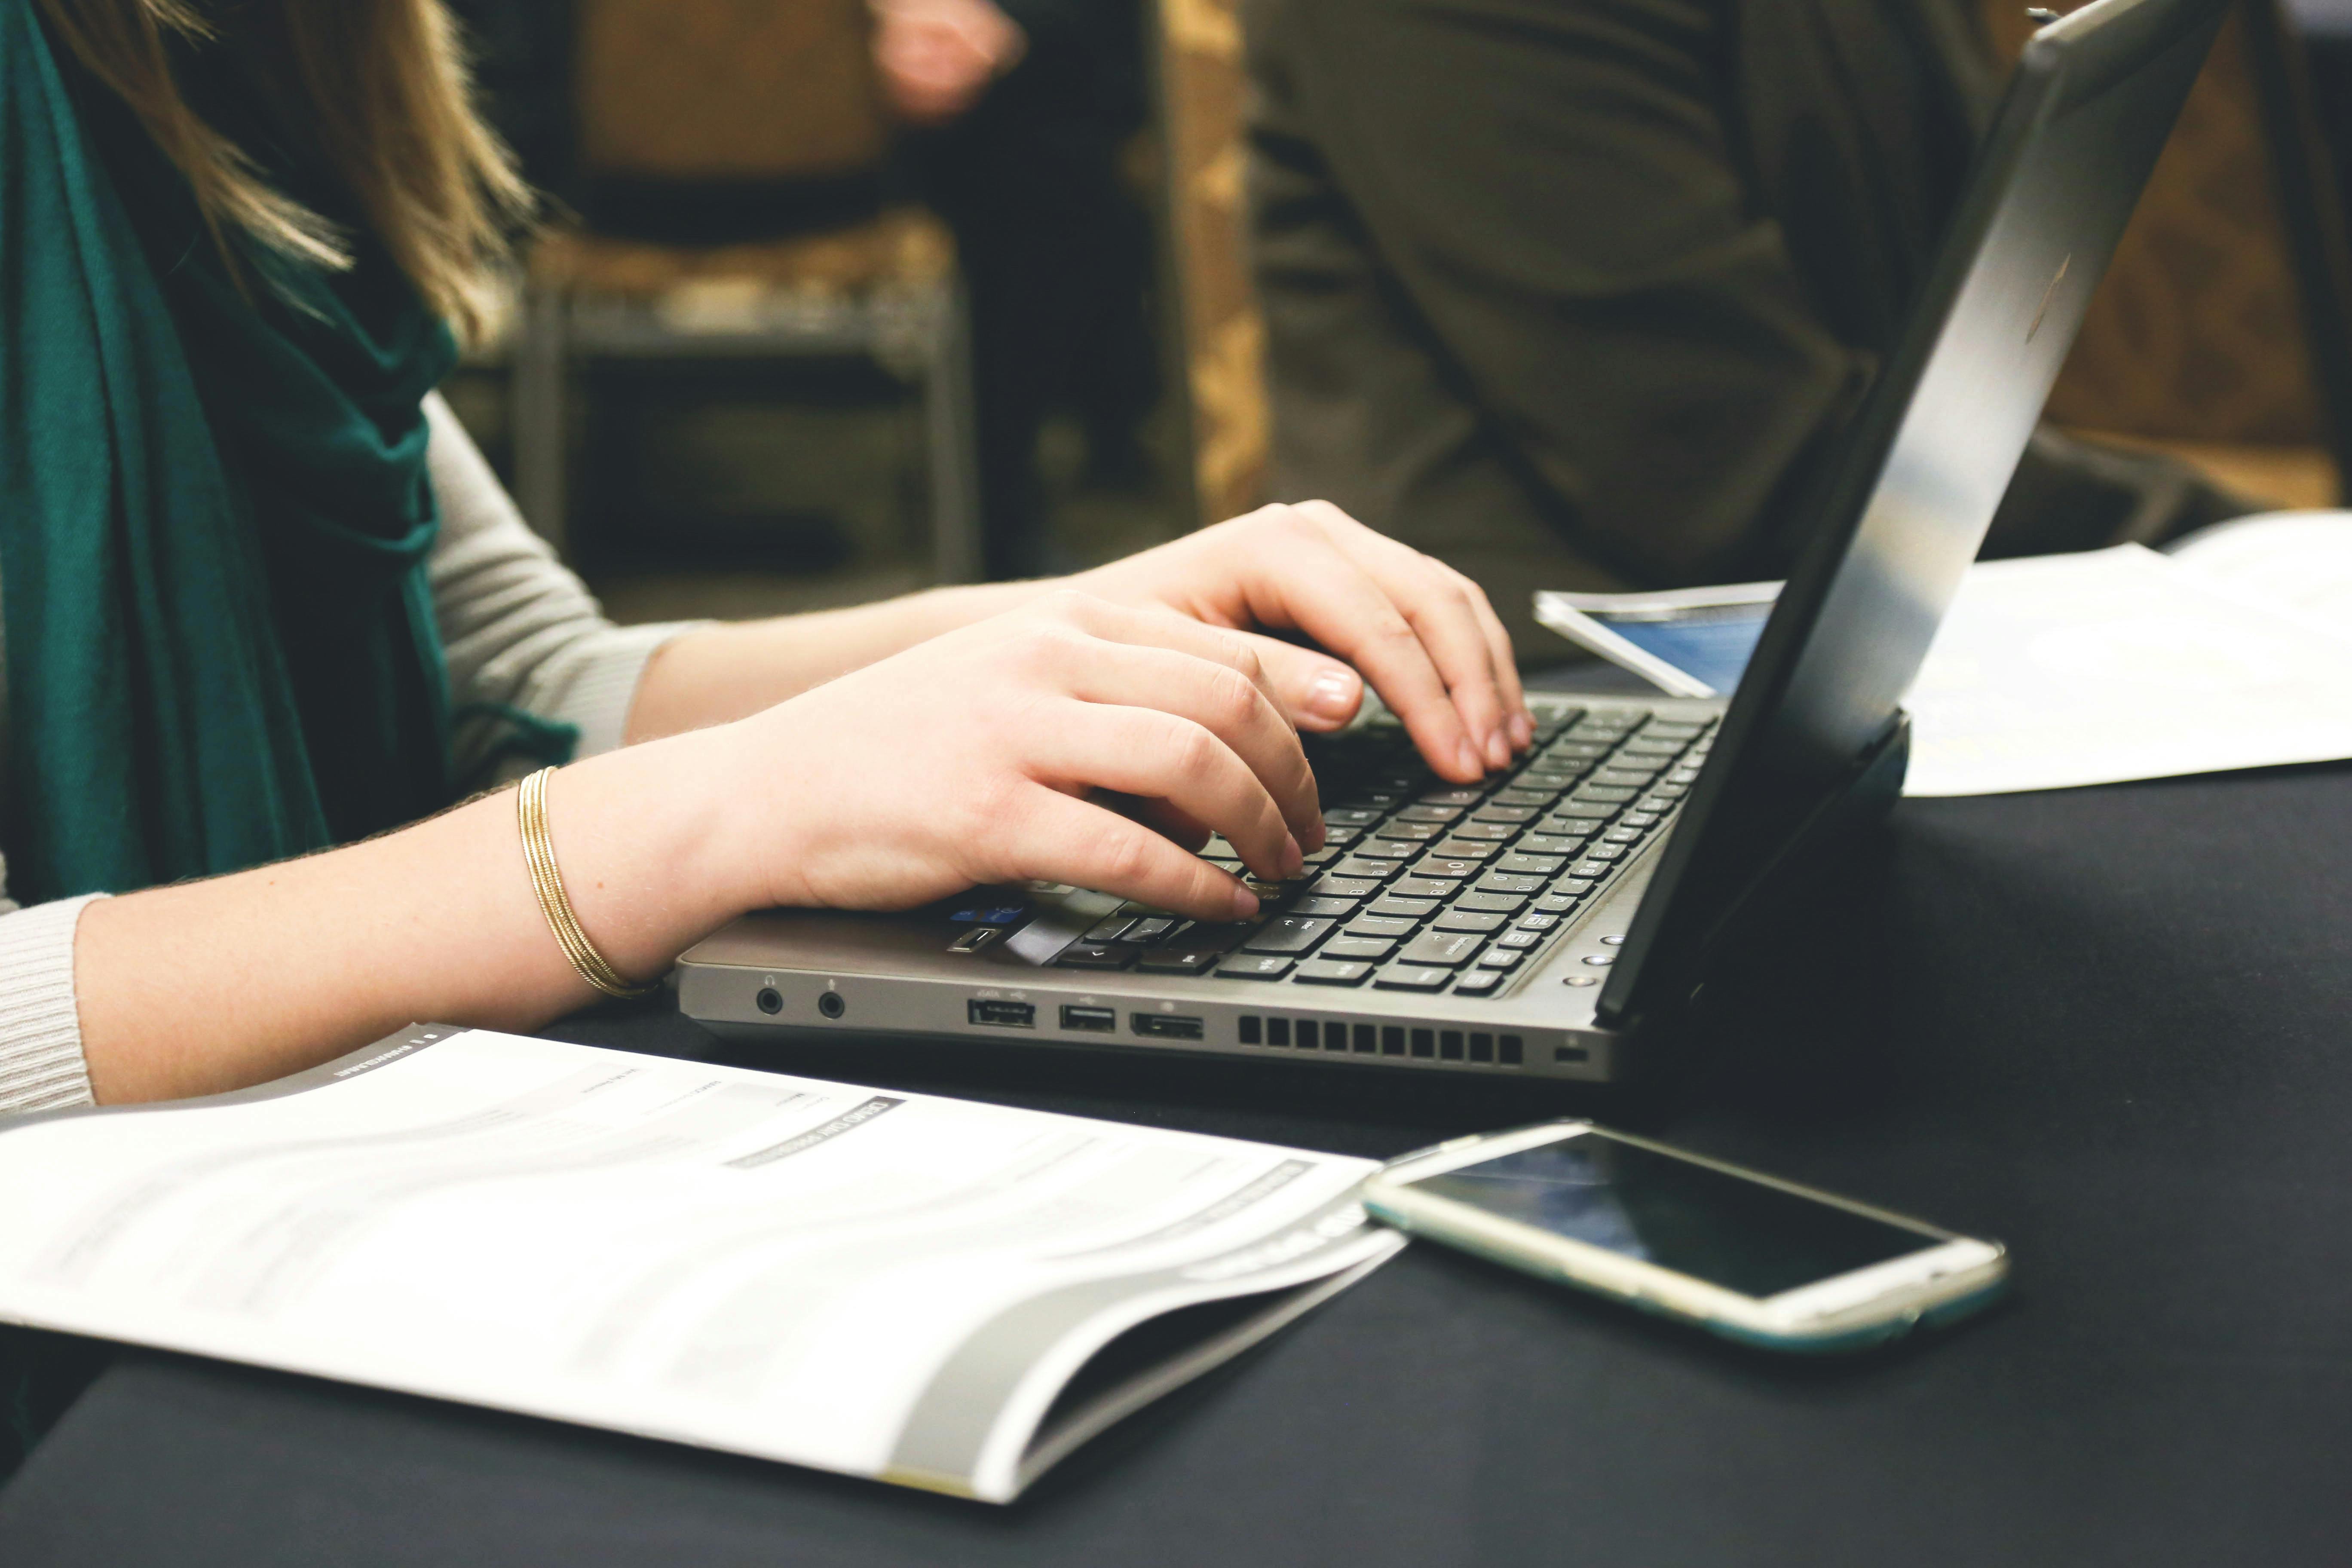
[37, 0, 530, 341]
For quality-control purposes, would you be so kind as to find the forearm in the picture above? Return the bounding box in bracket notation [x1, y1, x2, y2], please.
[75, 726, 760, 1105]
[622, 578, 1046, 740]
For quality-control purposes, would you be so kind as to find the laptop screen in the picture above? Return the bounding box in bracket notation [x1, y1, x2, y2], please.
[1599, 0, 2231, 1027]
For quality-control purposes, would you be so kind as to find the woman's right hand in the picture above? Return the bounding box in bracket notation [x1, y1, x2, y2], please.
[713, 590, 1330, 923]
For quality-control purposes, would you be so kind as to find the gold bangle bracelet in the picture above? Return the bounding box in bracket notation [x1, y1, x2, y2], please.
[517, 766, 660, 1001]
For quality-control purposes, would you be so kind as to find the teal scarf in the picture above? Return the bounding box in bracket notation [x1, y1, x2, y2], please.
[0, 0, 457, 906]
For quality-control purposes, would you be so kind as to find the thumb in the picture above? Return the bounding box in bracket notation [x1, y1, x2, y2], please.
[1242, 633, 1364, 732]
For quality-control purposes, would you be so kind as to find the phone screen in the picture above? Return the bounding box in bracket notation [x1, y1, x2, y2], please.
[1589, 603, 1771, 694]
[1410, 1132, 1942, 1298]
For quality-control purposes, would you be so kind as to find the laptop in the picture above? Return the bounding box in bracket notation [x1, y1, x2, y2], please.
[679, 0, 2228, 1080]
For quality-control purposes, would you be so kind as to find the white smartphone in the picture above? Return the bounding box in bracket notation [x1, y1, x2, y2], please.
[1363, 1121, 2007, 1352]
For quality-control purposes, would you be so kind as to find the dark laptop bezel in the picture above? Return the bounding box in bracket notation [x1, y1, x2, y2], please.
[1592, 0, 2231, 1032]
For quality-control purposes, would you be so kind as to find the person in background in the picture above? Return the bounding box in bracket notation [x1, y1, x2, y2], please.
[1244, 0, 2250, 656]
[871, 0, 1163, 577]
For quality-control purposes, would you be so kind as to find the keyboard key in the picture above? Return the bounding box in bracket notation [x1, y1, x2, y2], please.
[1374, 820, 1447, 843]
[1516, 913, 1561, 931]
[1551, 878, 1598, 898]
[1388, 876, 1461, 900]
[1373, 965, 1454, 992]
[1619, 738, 1683, 756]
[1057, 942, 1139, 969]
[1429, 837, 1504, 861]
[1571, 785, 1638, 804]
[1346, 915, 1418, 938]
[1217, 953, 1295, 980]
[1476, 949, 1524, 969]
[1472, 804, 1540, 824]
[1243, 917, 1335, 954]
[1620, 812, 1663, 829]
[1534, 893, 1583, 915]
[1645, 722, 1705, 739]
[1518, 772, 1579, 793]
[1433, 910, 1507, 934]
[1327, 859, 1401, 884]
[1081, 916, 1135, 942]
[1136, 944, 1221, 974]
[1294, 959, 1374, 986]
[1476, 872, 1542, 895]
[1394, 802, 1464, 824]
[1397, 930, 1485, 967]
[1453, 969, 1503, 995]
[1412, 854, 1489, 881]
[1549, 803, 1617, 824]
[1367, 897, 1440, 921]
[1322, 936, 1396, 961]
[1125, 917, 1179, 943]
[1455, 891, 1528, 914]
[1580, 844, 1627, 863]
[1418, 787, 1485, 806]
[1448, 821, 1515, 841]
[1287, 896, 1360, 919]
[1571, 860, 1616, 879]
[1602, 826, 1645, 844]
[1180, 922, 1255, 952]
[1354, 839, 1418, 860]
[1517, 835, 1585, 857]
[1492, 788, 1553, 808]
[1596, 767, 1660, 787]
[1323, 808, 1381, 826]
[1499, 853, 1568, 876]
[1498, 930, 1543, 949]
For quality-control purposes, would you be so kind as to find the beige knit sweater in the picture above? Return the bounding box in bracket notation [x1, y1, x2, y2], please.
[0, 394, 704, 1114]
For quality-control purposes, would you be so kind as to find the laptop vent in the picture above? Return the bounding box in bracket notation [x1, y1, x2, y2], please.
[1234, 1016, 1522, 1066]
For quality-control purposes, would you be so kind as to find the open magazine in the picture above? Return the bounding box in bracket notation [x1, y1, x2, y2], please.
[0, 1026, 1400, 1502]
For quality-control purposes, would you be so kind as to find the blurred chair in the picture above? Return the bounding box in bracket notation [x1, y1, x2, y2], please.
[1155, 0, 1266, 525]
[512, 0, 982, 579]
[1998, 0, 2352, 509]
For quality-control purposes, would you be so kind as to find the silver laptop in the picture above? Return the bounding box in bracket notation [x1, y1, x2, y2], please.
[680, 0, 2226, 1080]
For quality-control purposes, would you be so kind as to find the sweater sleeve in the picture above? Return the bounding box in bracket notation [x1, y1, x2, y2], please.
[424, 392, 711, 784]
[0, 884, 105, 1115]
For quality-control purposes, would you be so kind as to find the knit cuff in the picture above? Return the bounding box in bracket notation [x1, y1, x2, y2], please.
[0, 894, 106, 1115]
[545, 621, 710, 759]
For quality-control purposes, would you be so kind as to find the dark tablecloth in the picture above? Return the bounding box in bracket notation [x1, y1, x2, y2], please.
[4, 766, 2349, 1566]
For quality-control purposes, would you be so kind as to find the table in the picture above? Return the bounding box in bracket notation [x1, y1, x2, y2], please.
[4, 766, 2349, 1566]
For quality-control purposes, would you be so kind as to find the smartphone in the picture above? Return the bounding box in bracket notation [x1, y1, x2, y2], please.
[1532, 583, 1779, 698]
[1363, 1121, 2007, 1352]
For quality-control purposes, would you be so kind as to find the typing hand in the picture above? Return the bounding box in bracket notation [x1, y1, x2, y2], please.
[1069, 501, 1532, 783]
[869, 0, 1026, 126]
[732, 591, 1323, 921]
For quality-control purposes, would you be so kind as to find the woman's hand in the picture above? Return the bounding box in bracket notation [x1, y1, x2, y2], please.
[724, 590, 1328, 922]
[1069, 502, 1531, 782]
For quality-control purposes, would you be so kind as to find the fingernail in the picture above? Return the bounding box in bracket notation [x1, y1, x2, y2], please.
[1231, 883, 1261, 919]
[1455, 738, 1482, 777]
[1511, 712, 1534, 749]
[1484, 728, 1510, 769]
[1305, 666, 1360, 721]
[1281, 834, 1305, 876]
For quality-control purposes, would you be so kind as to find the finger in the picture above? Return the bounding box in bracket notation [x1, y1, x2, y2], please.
[1034, 596, 1326, 848]
[1030, 700, 1302, 882]
[1295, 502, 1520, 769]
[1450, 567, 1532, 749]
[1204, 519, 1484, 781]
[1004, 788, 1262, 922]
[1234, 632, 1366, 733]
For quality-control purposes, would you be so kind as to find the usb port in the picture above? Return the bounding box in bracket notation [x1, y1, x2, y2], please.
[1060, 1004, 1117, 1032]
[968, 999, 1035, 1028]
[1131, 1012, 1204, 1041]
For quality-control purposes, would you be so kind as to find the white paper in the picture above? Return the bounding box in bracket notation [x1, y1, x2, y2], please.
[2167, 510, 2352, 631]
[0, 1028, 1397, 1502]
[1902, 543, 2352, 796]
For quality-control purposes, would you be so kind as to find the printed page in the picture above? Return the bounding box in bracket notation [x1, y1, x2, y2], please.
[1901, 545, 2352, 796]
[0, 1028, 1397, 1500]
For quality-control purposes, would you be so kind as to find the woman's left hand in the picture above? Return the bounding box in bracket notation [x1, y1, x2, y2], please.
[1070, 501, 1531, 783]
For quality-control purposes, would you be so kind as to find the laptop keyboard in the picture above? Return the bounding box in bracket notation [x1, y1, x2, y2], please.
[1051, 704, 1716, 996]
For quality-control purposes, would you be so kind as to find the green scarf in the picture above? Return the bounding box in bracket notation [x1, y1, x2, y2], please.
[0, 0, 457, 906]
